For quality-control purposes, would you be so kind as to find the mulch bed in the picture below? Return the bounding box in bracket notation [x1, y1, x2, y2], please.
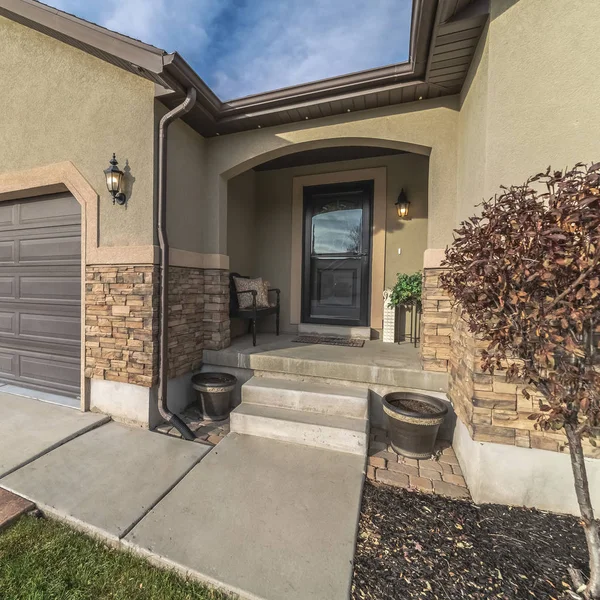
[352, 481, 587, 599]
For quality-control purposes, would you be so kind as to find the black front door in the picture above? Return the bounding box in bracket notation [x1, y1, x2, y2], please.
[302, 180, 372, 326]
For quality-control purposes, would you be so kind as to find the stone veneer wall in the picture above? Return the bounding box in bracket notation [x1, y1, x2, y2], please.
[85, 265, 158, 387]
[168, 267, 204, 378]
[203, 269, 230, 351]
[420, 268, 452, 372]
[448, 308, 600, 459]
[419, 261, 599, 458]
[86, 265, 231, 388]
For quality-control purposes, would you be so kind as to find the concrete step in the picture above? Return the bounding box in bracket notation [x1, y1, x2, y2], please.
[230, 403, 368, 456]
[203, 335, 447, 393]
[241, 377, 368, 419]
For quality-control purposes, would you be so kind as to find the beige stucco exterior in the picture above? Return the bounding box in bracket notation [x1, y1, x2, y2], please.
[227, 169, 257, 279]
[0, 16, 157, 250]
[206, 98, 458, 257]
[3, 1, 597, 286]
[457, 0, 600, 225]
[158, 102, 210, 255]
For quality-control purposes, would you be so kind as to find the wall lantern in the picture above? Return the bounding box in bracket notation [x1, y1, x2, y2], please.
[395, 188, 410, 219]
[104, 153, 126, 205]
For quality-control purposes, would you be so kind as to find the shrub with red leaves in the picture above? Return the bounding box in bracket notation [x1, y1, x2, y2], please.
[441, 163, 600, 598]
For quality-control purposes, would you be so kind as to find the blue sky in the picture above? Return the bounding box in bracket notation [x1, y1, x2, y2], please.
[46, 0, 413, 100]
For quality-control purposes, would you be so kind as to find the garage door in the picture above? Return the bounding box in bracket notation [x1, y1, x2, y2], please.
[0, 192, 81, 398]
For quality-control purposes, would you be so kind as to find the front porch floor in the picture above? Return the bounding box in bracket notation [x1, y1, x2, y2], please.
[204, 334, 447, 392]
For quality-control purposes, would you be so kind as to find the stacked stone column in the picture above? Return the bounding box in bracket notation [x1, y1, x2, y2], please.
[85, 265, 159, 387]
[167, 267, 204, 378]
[420, 268, 452, 372]
[448, 309, 599, 457]
[203, 269, 230, 350]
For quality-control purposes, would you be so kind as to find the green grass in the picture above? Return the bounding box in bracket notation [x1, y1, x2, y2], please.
[0, 515, 230, 600]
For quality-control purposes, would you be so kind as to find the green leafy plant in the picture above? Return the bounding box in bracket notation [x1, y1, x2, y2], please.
[389, 272, 422, 307]
[441, 163, 600, 599]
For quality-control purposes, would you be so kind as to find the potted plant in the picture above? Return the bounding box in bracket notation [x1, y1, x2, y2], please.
[383, 392, 448, 459]
[389, 271, 422, 310]
[389, 272, 422, 343]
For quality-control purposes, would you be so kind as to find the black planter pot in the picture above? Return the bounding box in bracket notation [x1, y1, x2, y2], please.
[383, 392, 448, 459]
[191, 372, 237, 422]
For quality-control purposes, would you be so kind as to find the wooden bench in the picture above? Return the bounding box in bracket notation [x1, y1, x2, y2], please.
[229, 273, 280, 346]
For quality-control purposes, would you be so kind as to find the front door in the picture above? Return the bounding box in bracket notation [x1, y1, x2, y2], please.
[301, 180, 372, 326]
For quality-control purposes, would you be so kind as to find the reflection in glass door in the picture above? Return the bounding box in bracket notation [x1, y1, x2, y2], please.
[301, 180, 373, 326]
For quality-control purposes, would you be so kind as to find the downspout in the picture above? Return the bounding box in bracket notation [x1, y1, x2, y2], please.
[157, 87, 197, 440]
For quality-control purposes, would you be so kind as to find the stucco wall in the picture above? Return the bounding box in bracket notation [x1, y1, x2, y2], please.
[156, 101, 208, 253]
[227, 154, 428, 334]
[457, 0, 600, 224]
[0, 16, 156, 248]
[227, 170, 257, 339]
[205, 98, 458, 257]
[383, 154, 429, 287]
[227, 170, 257, 277]
[456, 23, 489, 226]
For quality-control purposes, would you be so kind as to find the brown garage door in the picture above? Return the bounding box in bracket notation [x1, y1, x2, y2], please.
[0, 192, 81, 398]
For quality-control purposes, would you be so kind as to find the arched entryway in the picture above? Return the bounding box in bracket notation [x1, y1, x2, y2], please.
[224, 141, 430, 340]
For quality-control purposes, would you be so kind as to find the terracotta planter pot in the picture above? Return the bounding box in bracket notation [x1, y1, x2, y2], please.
[383, 392, 448, 459]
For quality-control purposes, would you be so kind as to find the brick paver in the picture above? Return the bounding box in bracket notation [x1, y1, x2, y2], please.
[367, 427, 471, 500]
[0, 488, 34, 531]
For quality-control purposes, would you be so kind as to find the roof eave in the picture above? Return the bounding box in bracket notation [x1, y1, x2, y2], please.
[0, 0, 488, 137]
[0, 0, 166, 73]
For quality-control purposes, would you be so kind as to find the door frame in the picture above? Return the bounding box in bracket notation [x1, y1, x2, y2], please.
[290, 167, 387, 329]
[301, 180, 373, 326]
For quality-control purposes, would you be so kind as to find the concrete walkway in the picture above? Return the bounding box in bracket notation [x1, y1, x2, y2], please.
[0, 393, 366, 600]
[126, 433, 365, 600]
[0, 392, 109, 478]
[2, 421, 210, 540]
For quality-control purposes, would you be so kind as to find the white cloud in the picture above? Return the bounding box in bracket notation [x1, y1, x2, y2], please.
[212, 0, 412, 99]
[48, 0, 223, 53]
[44, 0, 412, 99]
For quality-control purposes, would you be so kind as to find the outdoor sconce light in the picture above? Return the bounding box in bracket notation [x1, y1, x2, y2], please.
[104, 153, 126, 205]
[395, 188, 410, 219]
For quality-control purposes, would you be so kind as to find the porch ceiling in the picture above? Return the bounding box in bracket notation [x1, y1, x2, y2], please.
[1, 0, 488, 136]
[253, 146, 406, 172]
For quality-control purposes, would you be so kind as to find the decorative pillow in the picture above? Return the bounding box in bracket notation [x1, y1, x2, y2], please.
[262, 281, 277, 307]
[234, 277, 269, 309]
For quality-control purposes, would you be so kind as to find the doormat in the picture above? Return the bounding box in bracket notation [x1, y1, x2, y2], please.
[291, 335, 365, 348]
